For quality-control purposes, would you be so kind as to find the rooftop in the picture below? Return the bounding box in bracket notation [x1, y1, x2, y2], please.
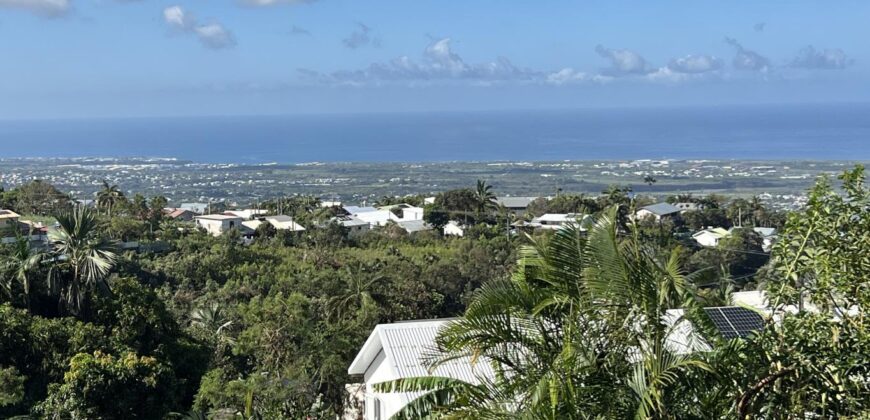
[640, 203, 682, 216]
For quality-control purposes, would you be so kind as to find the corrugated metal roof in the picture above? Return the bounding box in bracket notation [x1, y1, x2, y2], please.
[640, 203, 682, 216]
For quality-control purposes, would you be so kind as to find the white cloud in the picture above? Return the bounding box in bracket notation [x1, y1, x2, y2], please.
[0, 0, 70, 17]
[195, 24, 236, 49]
[789, 46, 852, 70]
[303, 37, 539, 84]
[163, 5, 235, 50]
[725, 37, 770, 71]
[595, 45, 649, 75]
[667, 55, 723, 74]
[342, 23, 380, 49]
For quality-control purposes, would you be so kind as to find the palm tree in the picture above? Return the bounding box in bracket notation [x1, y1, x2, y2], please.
[0, 230, 44, 308]
[48, 206, 119, 315]
[378, 206, 713, 419]
[96, 180, 125, 217]
[474, 180, 498, 219]
[328, 262, 384, 321]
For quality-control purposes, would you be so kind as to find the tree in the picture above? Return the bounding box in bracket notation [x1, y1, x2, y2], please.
[0, 231, 45, 308]
[96, 180, 125, 217]
[473, 179, 498, 219]
[37, 351, 177, 419]
[48, 206, 119, 315]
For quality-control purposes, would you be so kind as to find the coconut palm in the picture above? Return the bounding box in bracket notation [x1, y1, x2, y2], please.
[328, 262, 384, 321]
[474, 180, 498, 219]
[96, 180, 125, 217]
[48, 205, 119, 315]
[378, 206, 713, 419]
[0, 230, 45, 308]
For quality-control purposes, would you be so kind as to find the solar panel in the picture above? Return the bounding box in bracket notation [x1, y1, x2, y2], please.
[703, 307, 764, 339]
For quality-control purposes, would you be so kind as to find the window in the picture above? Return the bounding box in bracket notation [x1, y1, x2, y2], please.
[373, 398, 382, 420]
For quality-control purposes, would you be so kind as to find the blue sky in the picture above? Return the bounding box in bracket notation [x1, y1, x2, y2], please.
[0, 0, 867, 118]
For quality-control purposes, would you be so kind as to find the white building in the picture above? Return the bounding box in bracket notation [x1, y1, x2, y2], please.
[347, 319, 493, 420]
[635, 203, 682, 222]
[528, 213, 591, 231]
[443, 220, 465, 237]
[195, 214, 244, 236]
[752, 227, 777, 252]
[692, 227, 731, 247]
[496, 196, 541, 216]
[224, 209, 269, 220]
[332, 216, 371, 237]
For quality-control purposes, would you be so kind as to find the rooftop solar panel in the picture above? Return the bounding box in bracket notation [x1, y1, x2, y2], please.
[703, 307, 764, 339]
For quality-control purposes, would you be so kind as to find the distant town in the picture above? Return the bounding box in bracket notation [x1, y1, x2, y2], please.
[1, 157, 861, 212]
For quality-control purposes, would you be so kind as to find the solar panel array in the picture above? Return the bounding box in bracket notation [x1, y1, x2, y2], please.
[703, 307, 764, 339]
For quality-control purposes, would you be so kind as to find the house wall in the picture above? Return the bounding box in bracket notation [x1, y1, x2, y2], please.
[196, 218, 240, 236]
[362, 350, 409, 420]
[443, 223, 464, 237]
[635, 209, 659, 221]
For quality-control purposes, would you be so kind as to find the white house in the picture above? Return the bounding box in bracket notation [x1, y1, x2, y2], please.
[752, 227, 777, 252]
[673, 202, 707, 213]
[528, 213, 591, 231]
[347, 319, 494, 420]
[443, 220, 465, 237]
[332, 216, 371, 237]
[0, 209, 21, 234]
[635, 203, 682, 222]
[692, 227, 731, 247]
[264, 215, 306, 232]
[224, 209, 269, 220]
[195, 214, 244, 236]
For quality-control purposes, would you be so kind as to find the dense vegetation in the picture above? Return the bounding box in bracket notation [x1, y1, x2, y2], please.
[0, 168, 865, 418]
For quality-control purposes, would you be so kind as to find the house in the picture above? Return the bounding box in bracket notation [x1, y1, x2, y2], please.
[320, 200, 342, 208]
[673, 202, 706, 213]
[264, 215, 306, 232]
[180, 202, 209, 215]
[752, 227, 777, 252]
[496, 196, 541, 216]
[528, 213, 591, 231]
[396, 219, 431, 235]
[0, 209, 21, 235]
[194, 214, 244, 236]
[347, 309, 760, 419]
[163, 208, 197, 222]
[347, 319, 494, 420]
[224, 209, 269, 220]
[343, 206, 378, 216]
[692, 227, 731, 247]
[332, 216, 371, 237]
[378, 204, 424, 221]
[355, 210, 401, 227]
[443, 220, 465, 237]
[635, 203, 683, 222]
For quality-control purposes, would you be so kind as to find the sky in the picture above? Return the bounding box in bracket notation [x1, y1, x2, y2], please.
[0, 0, 868, 119]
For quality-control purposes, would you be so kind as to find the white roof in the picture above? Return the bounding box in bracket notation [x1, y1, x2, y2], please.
[195, 214, 241, 221]
[397, 220, 431, 233]
[334, 216, 369, 227]
[348, 319, 493, 384]
[0, 210, 21, 220]
[752, 227, 777, 237]
[265, 215, 306, 231]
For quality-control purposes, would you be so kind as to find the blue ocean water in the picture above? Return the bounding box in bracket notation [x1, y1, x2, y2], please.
[1, 104, 868, 163]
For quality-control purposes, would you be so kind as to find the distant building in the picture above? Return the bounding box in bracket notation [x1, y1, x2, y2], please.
[396, 219, 431, 235]
[752, 227, 777, 252]
[443, 220, 465, 237]
[673, 202, 706, 213]
[163, 208, 197, 222]
[528, 213, 591, 231]
[496, 196, 541, 216]
[635, 203, 682, 222]
[692, 227, 731, 247]
[263, 215, 306, 232]
[180, 202, 209, 215]
[320, 200, 342, 208]
[195, 214, 244, 236]
[225, 209, 269, 220]
[0, 210, 21, 234]
[331, 216, 371, 237]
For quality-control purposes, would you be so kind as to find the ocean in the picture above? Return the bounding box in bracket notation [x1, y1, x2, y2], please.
[1, 104, 868, 163]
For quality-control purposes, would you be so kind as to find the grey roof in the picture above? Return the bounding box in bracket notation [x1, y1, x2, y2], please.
[343, 206, 377, 215]
[397, 219, 432, 233]
[640, 203, 682, 216]
[266, 215, 294, 222]
[496, 196, 541, 209]
[333, 216, 369, 227]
